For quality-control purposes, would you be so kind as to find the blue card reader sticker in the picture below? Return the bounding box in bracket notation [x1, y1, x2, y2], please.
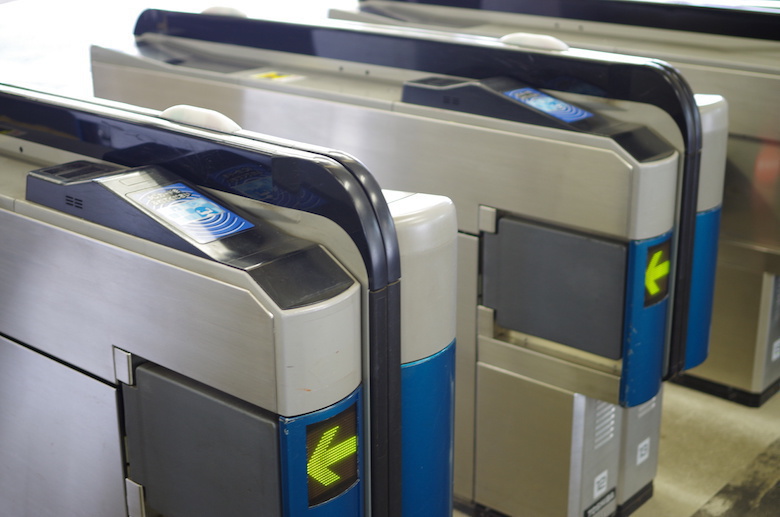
[504, 87, 593, 123]
[130, 183, 254, 244]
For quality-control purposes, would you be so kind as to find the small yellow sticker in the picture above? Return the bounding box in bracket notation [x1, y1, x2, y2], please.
[251, 71, 303, 82]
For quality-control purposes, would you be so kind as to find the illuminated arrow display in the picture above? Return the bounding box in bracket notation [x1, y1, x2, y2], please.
[307, 426, 357, 486]
[644, 240, 671, 307]
[306, 404, 359, 507]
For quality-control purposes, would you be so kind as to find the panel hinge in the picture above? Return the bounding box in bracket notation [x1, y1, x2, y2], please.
[479, 205, 498, 234]
[125, 478, 147, 517]
[113, 346, 135, 385]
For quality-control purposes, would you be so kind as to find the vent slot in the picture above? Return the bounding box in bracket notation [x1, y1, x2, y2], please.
[65, 196, 84, 209]
[637, 397, 658, 419]
[594, 401, 617, 450]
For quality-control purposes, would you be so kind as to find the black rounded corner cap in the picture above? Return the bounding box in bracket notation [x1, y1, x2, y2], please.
[269, 155, 396, 292]
[133, 9, 167, 37]
[334, 154, 402, 285]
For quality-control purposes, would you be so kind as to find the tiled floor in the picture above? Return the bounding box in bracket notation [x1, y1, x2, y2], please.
[453, 382, 780, 516]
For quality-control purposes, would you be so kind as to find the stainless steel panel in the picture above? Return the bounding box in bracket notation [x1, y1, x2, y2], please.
[720, 137, 780, 255]
[474, 364, 620, 517]
[454, 233, 479, 501]
[125, 479, 147, 517]
[691, 262, 762, 392]
[92, 58, 674, 240]
[694, 265, 780, 395]
[478, 331, 621, 406]
[578, 396, 621, 517]
[760, 276, 780, 392]
[618, 389, 663, 506]
[0, 208, 278, 411]
[338, 3, 780, 140]
[0, 335, 126, 517]
[474, 363, 575, 517]
[342, 1, 780, 405]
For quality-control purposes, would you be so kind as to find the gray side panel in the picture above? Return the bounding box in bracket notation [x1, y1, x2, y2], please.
[0, 335, 126, 517]
[618, 389, 662, 505]
[482, 217, 627, 359]
[691, 261, 762, 391]
[123, 363, 281, 517]
[578, 396, 621, 517]
[454, 233, 479, 501]
[474, 363, 573, 517]
[763, 276, 780, 390]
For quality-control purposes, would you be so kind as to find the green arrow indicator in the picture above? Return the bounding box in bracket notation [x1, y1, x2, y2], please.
[645, 250, 670, 296]
[307, 425, 358, 486]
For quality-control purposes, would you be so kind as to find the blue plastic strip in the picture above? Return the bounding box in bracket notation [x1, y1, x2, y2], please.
[400, 341, 455, 517]
[279, 388, 364, 517]
[621, 233, 671, 407]
[684, 206, 721, 370]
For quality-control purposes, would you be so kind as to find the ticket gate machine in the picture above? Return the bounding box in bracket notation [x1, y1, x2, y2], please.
[89, 12, 726, 516]
[332, 0, 780, 407]
[0, 84, 457, 517]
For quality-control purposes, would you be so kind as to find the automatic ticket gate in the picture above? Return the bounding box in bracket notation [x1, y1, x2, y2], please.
[89, 12, 727, 517]
[0, 84, 457, 517]
[332, 0, 780, 407]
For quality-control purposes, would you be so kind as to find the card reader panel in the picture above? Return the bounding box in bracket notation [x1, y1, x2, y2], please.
[26, 160, 355, 310]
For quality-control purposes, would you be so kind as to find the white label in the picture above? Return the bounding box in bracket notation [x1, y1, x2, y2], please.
[594, 470, 609, 499]
[637, 437, 651, 466]
[772, 339, 780, 362]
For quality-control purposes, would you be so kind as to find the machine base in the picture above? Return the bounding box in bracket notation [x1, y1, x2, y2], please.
[617, 482, 654, 517]
[453, 499, 620, 517]
[674, 374, 780, 407]
[452, 499, 508, 517]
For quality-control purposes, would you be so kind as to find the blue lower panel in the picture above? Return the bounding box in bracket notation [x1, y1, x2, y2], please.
[685, 207, 721, 370]
[621, 234, 671, 407]
[279, 388, 364, 517]
[401, 341, 456, 517]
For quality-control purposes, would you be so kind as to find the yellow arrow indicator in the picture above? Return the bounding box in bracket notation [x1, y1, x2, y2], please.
[307, 425, 358, 487]
[645, 250, 670, 296]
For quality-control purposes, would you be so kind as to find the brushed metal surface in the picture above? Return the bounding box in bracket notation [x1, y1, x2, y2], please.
[125, 478, 147, 517]
[338, 1, 780, 406]
[335, 1, 780, 140]
[92, 53, 678, 241]
[0, 335, 126, 517]
[474, 362, 575, 517]
[693, 266, 780, 394]
[453, 233, 479, 501]
[691, 263, 763, 391]
[474, 363, 620, 517]
[577, 396, 621, 517]
[619, 389, 663, 506]
[478, 335, 621, 405]
[1, 157, 363, 416]
[0, 207, 280, 410]
[478, 306, 622, 404]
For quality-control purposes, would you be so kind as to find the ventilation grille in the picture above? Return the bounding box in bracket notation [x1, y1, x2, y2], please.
[637, 397, 658, 419]
[65, 195, 84, 209]
[594, 401, 617, 450]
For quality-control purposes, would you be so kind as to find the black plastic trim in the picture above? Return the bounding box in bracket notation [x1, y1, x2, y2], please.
[616, 482, 653, 517]
[673, 374, 780, 408]
[369, 0, 780, 41]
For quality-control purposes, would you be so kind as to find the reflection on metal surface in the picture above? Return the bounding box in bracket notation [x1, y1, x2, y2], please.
[0, 335, 126, 516]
